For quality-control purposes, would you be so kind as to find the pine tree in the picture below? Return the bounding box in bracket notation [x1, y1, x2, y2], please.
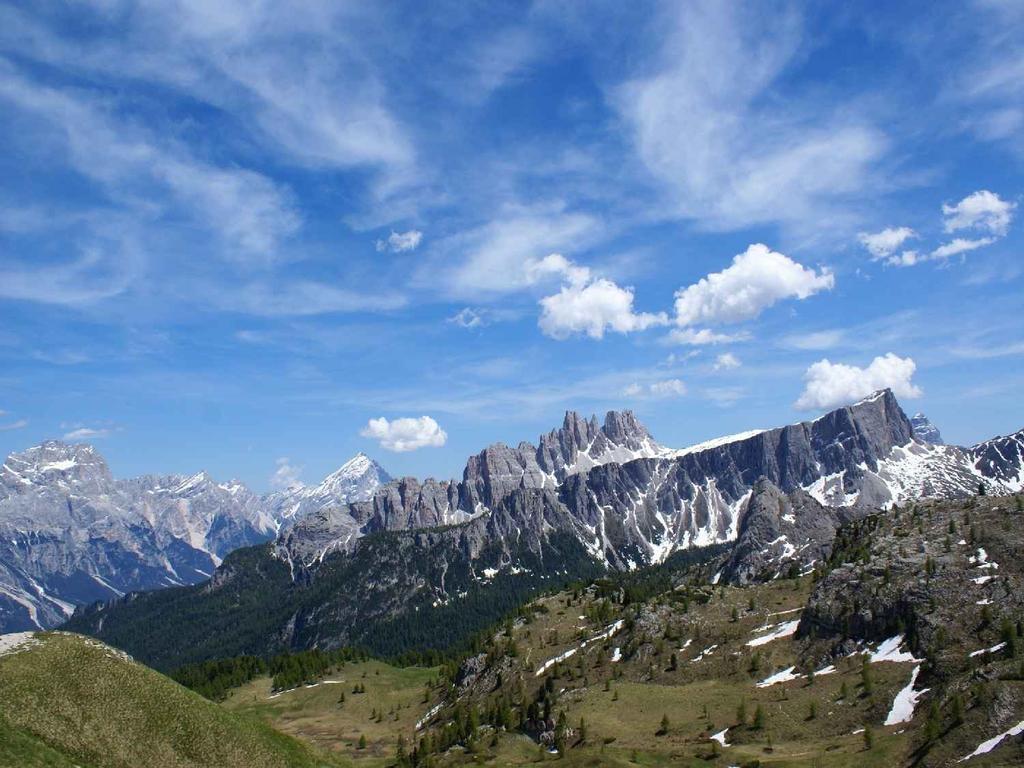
[736, 699, 747, 726]
[358, 734, 367, 750]
[951, 694, 965, 726]
[925, 701, 942, 743]
[658, 713, 670, 735]
[861, 659, 874, 695]
[753, 704, 766, 730]
[863, 724, 874, 750]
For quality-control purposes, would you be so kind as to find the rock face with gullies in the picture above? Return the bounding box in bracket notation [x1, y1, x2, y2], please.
[721, 478, 865, 584]
[971, 429, 1024, 492]
[279, 390, 1024, 574]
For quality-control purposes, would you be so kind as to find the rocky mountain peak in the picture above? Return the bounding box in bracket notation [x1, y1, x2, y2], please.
[1, 440, 114, 495]
[909, 412, 944, 444]
[265, 452, 393, 524]
[601, 409, 651, 446]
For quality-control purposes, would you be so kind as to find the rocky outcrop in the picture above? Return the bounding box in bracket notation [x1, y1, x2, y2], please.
[722, 479, 864, 584]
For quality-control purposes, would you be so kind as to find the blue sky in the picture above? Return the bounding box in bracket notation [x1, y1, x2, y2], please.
[0, 0, 1022, 491]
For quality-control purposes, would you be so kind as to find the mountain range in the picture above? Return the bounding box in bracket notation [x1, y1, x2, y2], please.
[0, 444, 391, 632]
[61, 390, 1024, 669]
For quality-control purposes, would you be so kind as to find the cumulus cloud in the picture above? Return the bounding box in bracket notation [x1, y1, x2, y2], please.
[795, 353, 922, 410]
[376, 229, 423, 253]
[531, 253, 667, 340]
[858, 227, 916, 260]
[942, 190, 1015, 235]
[270, 457, 304, 490]
[623, 379, 687, 399]
[62, 426, 112, 440]
[360, 415, 447, 452]
[539, 277, 668, 340]
[674, 244, 833, 327]
[713, 352, 741, 370]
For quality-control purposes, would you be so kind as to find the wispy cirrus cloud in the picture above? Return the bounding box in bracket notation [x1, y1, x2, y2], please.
[613, 2, 887, 232]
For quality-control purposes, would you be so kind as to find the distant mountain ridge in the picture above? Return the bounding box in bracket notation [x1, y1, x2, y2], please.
[282, 390, 1023, 572]
[0, 443, 390, 632]
[65, 391, 1024, 668]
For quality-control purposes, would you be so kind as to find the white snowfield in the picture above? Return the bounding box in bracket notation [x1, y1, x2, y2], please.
[709, 727, 731, 747]
[0, 631, 38, 658]
[690, 644, 718, 663]
[757, 666, 801, 688]
[968, 642, 1006, 658]
[416, 702, 444, 731]
[958, 719, 1024, 762]
[755, 662, 836, 688]
[534, 620, 624, 677]
[884, 665, 928, 725]
[869, 635, 922, 664]
[746, 619, 799, 647]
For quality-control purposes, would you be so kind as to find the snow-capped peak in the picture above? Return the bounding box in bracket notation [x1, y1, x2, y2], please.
[265, 453, 393, 523]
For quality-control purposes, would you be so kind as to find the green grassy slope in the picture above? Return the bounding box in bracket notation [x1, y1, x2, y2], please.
[0, 632, 347, 768]
[223, 658, 439, 767]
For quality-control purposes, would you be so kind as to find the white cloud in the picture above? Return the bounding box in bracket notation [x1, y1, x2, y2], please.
[539, 274, 668, 340]
[376, 229, 423, 253]
[713, 352, 741, 370]
[942, 190, 1015, 235]
[882, 250, 922, 267]
[62, 426, 112, 440]
[0, 418, 28, 432]
[929, 237, 996, 261]
[448, 308, 485, 328]
[439, 206, 603, 295]
[674, 244, 833, 327]
[795, 353, 922, 410]
[0, 245, 137, 306]
[858, 227, 916, 259]
[781, 330, 845, 350]
[614, 3, 886, 231]
[525, 253, 592, 287]
[664, 328, 750, 346]
[270, 457, 304, 490]
[623, 379, 687, 399]
[0, 68, 300, 263]
[224, 281, 407, 317]
[360, 415, 447, 452]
